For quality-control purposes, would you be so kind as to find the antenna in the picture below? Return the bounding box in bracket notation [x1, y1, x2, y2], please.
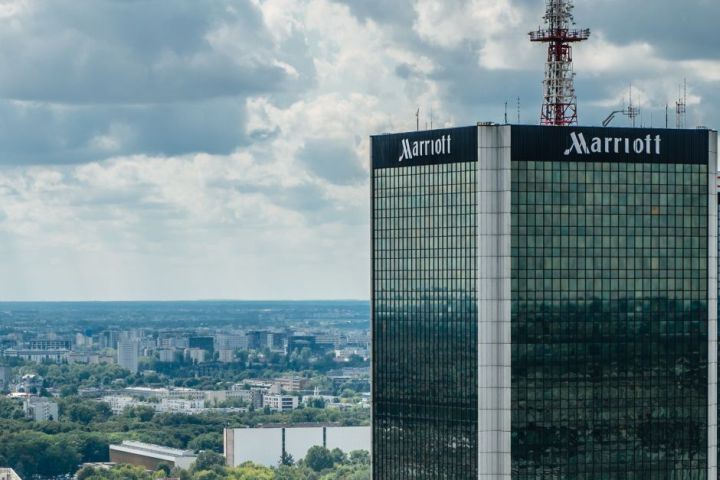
[416, 108, 420, 131]
[675, 79, 687, 129]
[529, 0, 590, 126]
[601, 85, 640, 128]
[430, 108, 433, 130]
[504, 102, 508, 124]
[627, 84, 639, 127]
[517, 97, 521, 124]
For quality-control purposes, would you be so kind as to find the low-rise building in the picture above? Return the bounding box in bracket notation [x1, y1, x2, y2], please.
[221, 388, 265, 408]
[158, 398, 205, 414]
[67, 352, 101, 364]
[102, 395, 141, 415]
[28, 339, 71, 350]
[0, 468, 22, 480]
[109, 441, 197, 470]
[239, 379, 274, 390]
[185, 348, 207, 363]
[214, 334, 247, 352]
[158, 349, 177, 363]
[23, 397, 58, 422]
[0, 367, 12, 390]
[275, 376, 308, 393]
[262, 394, 299, 412]
[217, 349, 235, 363]
[3, 348, 68, 363]
[224, 426, 370, 468]
[123, 387, 205, 401]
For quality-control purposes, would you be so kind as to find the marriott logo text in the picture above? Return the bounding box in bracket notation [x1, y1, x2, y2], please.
[564, 132, 662, 156]
[399, 135, 451, 162]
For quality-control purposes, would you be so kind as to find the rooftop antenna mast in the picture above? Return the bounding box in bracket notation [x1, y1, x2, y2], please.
[675, 80, 687, 129]
[529, 0, 590, 126]
[627, 84, 639, 127]
[601, 85, 640, 127]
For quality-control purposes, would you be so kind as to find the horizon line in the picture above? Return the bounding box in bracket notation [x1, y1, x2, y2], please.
[0, 298, 370, 304]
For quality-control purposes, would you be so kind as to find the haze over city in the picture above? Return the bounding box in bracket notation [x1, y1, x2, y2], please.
[0, 0, 717, 301]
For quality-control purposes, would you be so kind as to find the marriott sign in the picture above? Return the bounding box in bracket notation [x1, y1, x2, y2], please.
[565, 132, 662, 156]
[399, 135, 452, 162]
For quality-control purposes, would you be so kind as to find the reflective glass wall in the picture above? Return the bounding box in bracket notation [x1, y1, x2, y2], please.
[511, 160, 709, 478]
[372, 161, 478, 479]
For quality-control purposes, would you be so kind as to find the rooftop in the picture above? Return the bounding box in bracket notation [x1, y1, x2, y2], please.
[111, 441, 195, 459]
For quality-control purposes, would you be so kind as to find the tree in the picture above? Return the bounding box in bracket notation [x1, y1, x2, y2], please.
[1, 431, 82, 478]
[329, 448, 346, 465]
[75, 433, 110, 462]
[348, 450, 370, 465]
[274, 464, 317, 480]
[60, 384, 79, 397]
[224, 462, 273, 480]
[76, 466, 96, 480]
[191, 451, 225, 472]
[76, 464, 152, 480]
[125, 405, 156, 422]
[319, 463, 370, 480]
[280, 450, 294, 466]
[155, 462, 172, 476]
[304, 446, 335, 472]
[0, 397, 23, 420]
[188, 432, 223, 453]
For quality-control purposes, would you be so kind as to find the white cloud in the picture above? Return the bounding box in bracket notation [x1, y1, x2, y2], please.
[0, 0, 718, 299]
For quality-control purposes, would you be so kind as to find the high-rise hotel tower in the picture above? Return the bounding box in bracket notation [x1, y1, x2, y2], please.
[371, 125, 718, 479]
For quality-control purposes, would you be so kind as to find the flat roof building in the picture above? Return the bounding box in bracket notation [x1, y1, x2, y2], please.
[371, 125, 718, 478]
[109, 441, 197, 471]
[224, 426, 370, 467]
[117, 339, 139, 374]
[23, 397, 58, 422]
[0, 468, 21, 480]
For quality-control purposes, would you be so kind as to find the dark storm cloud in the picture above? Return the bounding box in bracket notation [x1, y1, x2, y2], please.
[0, 98, 248, 164]
[297, 139, 366, 186]
[574, 0, 720, 61]
[0, 0, 288, 103]
[0, 0, 314, 164]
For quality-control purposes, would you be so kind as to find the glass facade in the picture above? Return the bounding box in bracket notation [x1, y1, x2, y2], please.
[372, 161, 478, 479]
[511, 160, 709, 478]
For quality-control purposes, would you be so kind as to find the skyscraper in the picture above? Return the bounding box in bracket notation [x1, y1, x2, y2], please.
[117, 339, 139, 374]
[371, 124, 718, 478]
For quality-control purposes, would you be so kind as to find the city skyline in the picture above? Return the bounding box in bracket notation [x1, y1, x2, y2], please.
[0, 0, 718, 301]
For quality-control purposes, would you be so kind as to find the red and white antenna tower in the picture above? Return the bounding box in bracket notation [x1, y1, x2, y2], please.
[529, 0, 590, 126]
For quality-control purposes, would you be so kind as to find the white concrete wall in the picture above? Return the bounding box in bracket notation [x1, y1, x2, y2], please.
[228, 428, 282, 467]
[477, 125, 512, 480]
[285, 427, 324, 463]
[225, 426, 371, 468]
[708, 129, 718, 480]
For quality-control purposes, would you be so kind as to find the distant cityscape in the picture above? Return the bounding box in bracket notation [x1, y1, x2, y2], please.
[0, 301, 372, 479]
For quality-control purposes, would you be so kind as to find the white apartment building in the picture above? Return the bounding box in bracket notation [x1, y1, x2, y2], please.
[117, 339, 139, 374]
[159, 398, 205, 414]
[158, 349, 177, 363]
[0, 468, 21, 480]
[101, 395, 141, 415]
[262, 394, 299, 412]
[23, 397, 58, 422]
[217, 349, 235, 363]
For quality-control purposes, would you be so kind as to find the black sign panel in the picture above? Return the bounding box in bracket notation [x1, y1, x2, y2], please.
[511, 125, 710, 165]
[371, 126, 477, 170]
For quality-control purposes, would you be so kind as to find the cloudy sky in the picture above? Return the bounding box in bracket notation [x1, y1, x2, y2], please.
[0, 0, 717, 301]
